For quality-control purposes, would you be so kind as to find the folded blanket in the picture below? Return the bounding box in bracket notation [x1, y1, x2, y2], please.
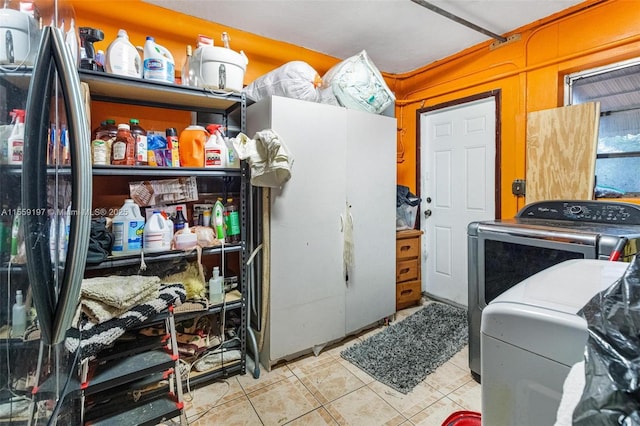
[65, 283, 186, 359]
[81, 275, 161, 310]
[80, 287, 159, 324]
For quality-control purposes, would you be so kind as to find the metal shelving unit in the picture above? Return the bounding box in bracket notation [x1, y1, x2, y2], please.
[72, 71, 251, 423]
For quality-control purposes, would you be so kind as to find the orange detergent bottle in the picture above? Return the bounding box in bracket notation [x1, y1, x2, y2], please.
[178, 125, 208, 167]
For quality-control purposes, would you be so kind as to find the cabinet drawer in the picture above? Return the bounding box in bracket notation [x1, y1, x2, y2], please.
[396, 237, 420, 260]
[396, 280, 421, 310]
[396, 259, 419, 282]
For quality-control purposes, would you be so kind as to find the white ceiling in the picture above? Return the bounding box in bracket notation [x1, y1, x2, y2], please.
[145, 0, 585, 74]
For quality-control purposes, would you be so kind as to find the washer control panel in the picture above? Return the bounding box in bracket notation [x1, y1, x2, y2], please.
[517, 201, 640, 225]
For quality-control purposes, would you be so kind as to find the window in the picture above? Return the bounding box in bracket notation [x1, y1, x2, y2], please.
[566, 59, 640, 197]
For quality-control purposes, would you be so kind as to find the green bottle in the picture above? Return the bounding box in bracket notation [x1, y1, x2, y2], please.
[213, 198, 225, 240]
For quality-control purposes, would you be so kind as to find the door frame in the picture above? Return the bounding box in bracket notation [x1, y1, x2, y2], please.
[415, 90, 503, 226]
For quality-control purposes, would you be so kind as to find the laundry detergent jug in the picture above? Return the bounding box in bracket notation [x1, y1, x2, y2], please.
[178, 125, 208, 168]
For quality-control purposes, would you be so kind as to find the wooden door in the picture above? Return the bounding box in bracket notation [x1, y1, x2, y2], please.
[420, 97, 496, 306]
[526, 102, 600, 203]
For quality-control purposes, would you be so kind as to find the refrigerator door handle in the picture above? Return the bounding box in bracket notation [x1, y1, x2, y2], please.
[23, 26, 92, 345]
[50, 26, 92, 345]
[24, 27, 56, 345]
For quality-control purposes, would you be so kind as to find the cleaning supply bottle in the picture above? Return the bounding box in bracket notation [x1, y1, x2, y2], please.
[7, 109, 25, 165]
[212, 198, 226, 240]
[129, 118, 148, 166]
[161, 210, 174, 249]
[143, 36, 175, 83]
[224, 132, 240, 169]
[111, 199, 145, 256]
[106, 29, 142, 78]
[178, 124, 207, 168]
[111, 123, 136, 166]
[11, 290, 26, 338]
[166, 127, 180, 168]
[224, 198, 241, 243]
[143, 210, 167, 253]
[209, 266, 224, 304]
[204, 124, 227, 168]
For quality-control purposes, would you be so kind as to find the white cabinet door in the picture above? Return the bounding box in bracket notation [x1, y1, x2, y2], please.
[249, 96, 347, 361]
[345, 109, 397, 334]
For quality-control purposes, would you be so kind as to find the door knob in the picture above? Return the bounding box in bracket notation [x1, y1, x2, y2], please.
[424, 209, 432, 218]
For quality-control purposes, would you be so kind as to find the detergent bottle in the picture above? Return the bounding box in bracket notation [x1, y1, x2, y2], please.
[143, 36, 175, 84]
[106, 29, 142, 78]
[178, 125, 207, 167]
[204, 124, 227, 169]
[111, 199, 145, 256]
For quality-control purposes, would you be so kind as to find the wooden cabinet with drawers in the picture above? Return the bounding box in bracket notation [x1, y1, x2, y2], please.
[395, 229, 423, 310]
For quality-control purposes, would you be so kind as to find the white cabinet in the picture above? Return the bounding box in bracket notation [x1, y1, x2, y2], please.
[247, 96, 396, 368]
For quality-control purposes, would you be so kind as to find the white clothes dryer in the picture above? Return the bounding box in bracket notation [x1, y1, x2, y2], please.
[480, 259, 629, 426]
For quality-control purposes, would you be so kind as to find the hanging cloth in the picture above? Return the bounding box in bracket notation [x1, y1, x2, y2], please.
[232, 129, 294, 188]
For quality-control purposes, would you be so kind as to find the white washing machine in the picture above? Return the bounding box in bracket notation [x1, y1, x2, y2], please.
[481, 259, 629, 426]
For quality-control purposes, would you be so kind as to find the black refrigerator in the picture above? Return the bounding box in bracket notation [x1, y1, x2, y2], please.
[0, 0, 91, 423]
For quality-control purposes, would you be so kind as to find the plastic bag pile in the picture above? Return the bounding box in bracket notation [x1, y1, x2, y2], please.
[573, 255, 640, 425]
[243, 50, 394, 115]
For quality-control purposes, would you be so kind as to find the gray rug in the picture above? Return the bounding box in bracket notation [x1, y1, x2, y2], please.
[341, 302, 468, 394]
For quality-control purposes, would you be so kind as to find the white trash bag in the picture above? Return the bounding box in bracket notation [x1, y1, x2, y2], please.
[322, 50, 395, 114]
[243, 61, 323, 103]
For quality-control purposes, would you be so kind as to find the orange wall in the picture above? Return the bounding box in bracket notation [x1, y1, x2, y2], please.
[68, 0, 344, 133]
[69, 0, 640, 217]
[393, 0, 640, 217]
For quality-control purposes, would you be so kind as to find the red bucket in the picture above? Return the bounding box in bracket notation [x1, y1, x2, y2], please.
[442, 411, 481, 426]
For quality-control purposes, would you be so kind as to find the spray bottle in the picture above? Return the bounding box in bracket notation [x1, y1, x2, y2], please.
[204, 124, 227, 169]
[212, 198, 226, 240]
[7, 109, 25, 165]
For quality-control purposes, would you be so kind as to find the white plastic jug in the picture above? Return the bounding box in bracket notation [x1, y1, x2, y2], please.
[111, 199, 145, 256]
[106, 29, 142, 78]
[143, 36, 175, 83]
[143, 211, 167, 253]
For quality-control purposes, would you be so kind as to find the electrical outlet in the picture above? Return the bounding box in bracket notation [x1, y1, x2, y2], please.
[512, 179, 526, 196]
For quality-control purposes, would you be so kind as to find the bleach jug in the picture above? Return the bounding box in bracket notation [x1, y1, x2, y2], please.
[143, 210, 167, 253]
[111, 199, 145, 256]
[106, 29, 142, 78]
[161, 211, 174, 249]
[143, 36, 175, 83]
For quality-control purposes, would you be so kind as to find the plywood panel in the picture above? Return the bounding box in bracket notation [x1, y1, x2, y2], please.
[526, 102, 600, 204]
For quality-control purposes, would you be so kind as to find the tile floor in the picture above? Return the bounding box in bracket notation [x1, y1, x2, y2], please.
[180, 302, 481, 425]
